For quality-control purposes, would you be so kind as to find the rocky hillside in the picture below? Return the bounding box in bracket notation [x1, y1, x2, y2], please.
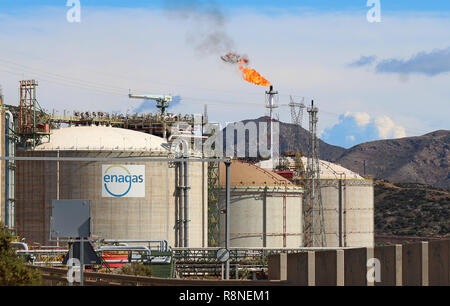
[374, 180, 449, 237]
[337, 130, 450, 189]
[222, 117, 346, 162]
[223, 117, 449, 189]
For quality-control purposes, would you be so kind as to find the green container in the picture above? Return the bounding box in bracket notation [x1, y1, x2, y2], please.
[147, 251, 174, 278]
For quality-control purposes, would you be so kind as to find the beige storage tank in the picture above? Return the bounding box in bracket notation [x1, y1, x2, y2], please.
[15, 126, 208, 247]
[258, 158, 374, 248]
[317, 159, 374, 248]
[218, 161, 303, 248]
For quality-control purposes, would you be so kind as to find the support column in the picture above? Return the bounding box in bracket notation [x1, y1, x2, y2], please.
[279, 253, 287, 281]
[367, 247, 375, 286]
[422, 242, 429, 286]
[308, 251, 315, 286]
[396, 244, 403, 286]
[337, 250, 345, 286]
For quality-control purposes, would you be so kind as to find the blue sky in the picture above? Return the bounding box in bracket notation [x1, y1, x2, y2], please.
[1, 0, 450, 11]
[0, 1, 449, 148]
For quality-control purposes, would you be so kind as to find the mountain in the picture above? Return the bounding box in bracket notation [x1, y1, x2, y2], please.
[336, 130, 450, 189]
[374, 180, 449, 238]
[222, 116, 346, 162]
[222, 117, 449, 189]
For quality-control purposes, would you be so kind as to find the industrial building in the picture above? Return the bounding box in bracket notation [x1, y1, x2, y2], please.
[0, 79, 375, 281]
[15, 126, 208, 247]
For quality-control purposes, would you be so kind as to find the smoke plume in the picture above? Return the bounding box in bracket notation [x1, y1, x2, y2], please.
[163, 0, 235, 55]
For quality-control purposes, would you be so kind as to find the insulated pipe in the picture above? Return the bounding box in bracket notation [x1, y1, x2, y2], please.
[177, 162, 184, 247]
[225, 160, 231, 280]
[97, 245, 151, 256]
[184, 159, 190, 248]
[338, 179, 343, 248]
[11, 242, 28, 251]
[5, 111, 15, 229]
[174, 163, 179, 247]
[102, 239, 169, 252]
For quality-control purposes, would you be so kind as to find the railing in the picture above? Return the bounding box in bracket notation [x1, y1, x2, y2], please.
[30, 266, 287, 286]
[173, 247, 355, 278]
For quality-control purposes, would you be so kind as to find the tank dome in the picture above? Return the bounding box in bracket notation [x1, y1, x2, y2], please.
[219, 160, 293, 187]
[33, 126, 168, 152]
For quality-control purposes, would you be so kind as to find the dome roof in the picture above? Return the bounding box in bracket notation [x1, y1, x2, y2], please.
[219, 160, 293, 187]
[257, 158, 363, 180]
[34, 126, 168, 152]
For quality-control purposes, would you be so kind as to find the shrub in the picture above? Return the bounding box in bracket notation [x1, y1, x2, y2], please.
[0, 226, 41, 286]
[117, 263, 152, 277]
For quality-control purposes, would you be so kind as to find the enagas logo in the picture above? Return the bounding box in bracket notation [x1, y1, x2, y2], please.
[102, 165, 145, 198]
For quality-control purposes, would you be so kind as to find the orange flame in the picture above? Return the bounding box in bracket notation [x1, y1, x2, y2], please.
[238, 60, 271, 87]
[221, 53, 271, 87]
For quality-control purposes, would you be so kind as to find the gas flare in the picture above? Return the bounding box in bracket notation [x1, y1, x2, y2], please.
[238, 60, 271, 87]
[221, 52, 271, 87]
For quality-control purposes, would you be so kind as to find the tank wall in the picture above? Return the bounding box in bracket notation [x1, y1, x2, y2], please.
[321, 184, 340, 247]
[219, 188, 303, 248]
[0, 110, 4, 225]
[16, 151, 207, 247]
[321, 180, 374, 248]
[344, 183, 374, 247]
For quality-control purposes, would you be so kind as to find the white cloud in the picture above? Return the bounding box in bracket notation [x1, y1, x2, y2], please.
[346, 135, 356, 142]
[374, 115, 407, 139]
[0, 7, 447, 133]
[346, 112, 371, 127]
[323, 112, 407, 148]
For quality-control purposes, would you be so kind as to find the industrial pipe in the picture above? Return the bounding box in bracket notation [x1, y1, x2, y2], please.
[338, 179, 343, 248]
[97, 245, 151, 255]
[184, 158, 190, 248]
[5, 111, 15, 229]
[179, 161, 184, 247]
[175, 163, 179, 247]
[97, 245, 152, 265]
[225, 160, 231, 280]
[11, 242, 28, 251]
[102, 239, 169, 252]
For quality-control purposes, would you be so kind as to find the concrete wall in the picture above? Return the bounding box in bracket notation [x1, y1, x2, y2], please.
[15, 151, 207, 247]
[374, 245, 398, 286]
[286, 253, 309, 286]
[402, 242, 422, 286]
[268, 239, 450, 286]
[344, 248, 367, 286]
[428, 240, 449, 286]
[315, 250, 338, 286]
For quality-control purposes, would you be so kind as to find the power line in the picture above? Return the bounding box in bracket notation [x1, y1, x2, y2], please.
[0, 56, 441, 136]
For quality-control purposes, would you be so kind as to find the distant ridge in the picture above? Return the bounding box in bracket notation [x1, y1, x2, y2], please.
[223, 118, 449, 189]
[336, 130, 450, 189]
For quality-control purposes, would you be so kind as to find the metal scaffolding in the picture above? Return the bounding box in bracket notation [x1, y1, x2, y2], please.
[289, 96, 306, 127]
[304, 100, 326, 247]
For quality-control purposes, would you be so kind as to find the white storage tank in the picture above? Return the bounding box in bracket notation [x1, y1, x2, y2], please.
[218, 161, 304, 248]
[15, 126, 208, 247]
[258, 158, 374, 248]
[317, 159, 374, 248]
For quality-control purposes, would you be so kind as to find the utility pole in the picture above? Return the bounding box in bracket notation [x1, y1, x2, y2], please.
[289, 96, 306, 127]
